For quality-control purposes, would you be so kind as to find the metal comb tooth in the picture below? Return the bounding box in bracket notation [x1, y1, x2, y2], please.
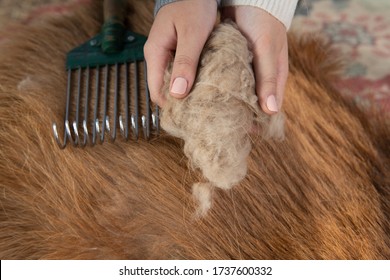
[112, 63, 119, 141]
[143, 61, 160, 140]
[72, 67, 82, 146]
[92, 66, 100, 146]
[105, 63, 120, 142]
[82, 120, 89, 147]
[153, 106, 160, 134]
[119, 62, 129, 140]
[65, 120, 75, 147]
[143, 61, 151, 140]
[53, 69, 72, 149]
[80, 66, 91, 147]
[100, 64, 109, 143]
[133, 61, 139, 140]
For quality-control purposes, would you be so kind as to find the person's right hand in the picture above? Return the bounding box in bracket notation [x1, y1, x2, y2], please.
[144, 0, 218, 107]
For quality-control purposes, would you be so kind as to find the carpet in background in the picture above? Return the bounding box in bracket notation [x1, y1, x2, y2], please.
[293, 0, 390, 116]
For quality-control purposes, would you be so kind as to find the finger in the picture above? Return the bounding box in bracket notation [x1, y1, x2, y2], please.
[252, 43, 279, 114]
[275, 42, 289, 109]
[169, 30, 208, 98]
[144, 40, 172, 107]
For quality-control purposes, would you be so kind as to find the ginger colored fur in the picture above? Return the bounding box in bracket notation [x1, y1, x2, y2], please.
[0, 0, 389, 259]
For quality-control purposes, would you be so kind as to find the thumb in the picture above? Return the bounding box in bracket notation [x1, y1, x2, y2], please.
[169, 33, 206, 98]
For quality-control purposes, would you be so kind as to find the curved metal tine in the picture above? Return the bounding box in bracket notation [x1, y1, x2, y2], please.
[133, 61, 139, 140]
[119, 62, 129, 140]
[105, 115, 111, 136]
[52, 69, 72, 149]
[100, 64, 109, 143]
[92, 66, 100, 146]
[95, 118, 101, 141]
[72, 121, 80, 146]
[154, 105, 160, 135]
[131, 114, 137, 138]
[52, 122, 66, 149]
[65, 120, 76, 146]
[82, 119, 89, 147]
[119, 115, 124, 138]
[72, 67, 83, 146]
[107, 63, 119, 142]
[80, 66, 91, 147]
[143, 61, 151, 140]
[151, 114, 156, 129]
[141, 115, 147, 140]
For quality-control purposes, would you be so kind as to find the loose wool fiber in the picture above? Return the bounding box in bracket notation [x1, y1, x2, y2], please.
[161, 22, 284, 210]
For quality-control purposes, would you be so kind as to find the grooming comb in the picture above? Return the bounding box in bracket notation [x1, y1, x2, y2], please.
[52, 0, 159, 148]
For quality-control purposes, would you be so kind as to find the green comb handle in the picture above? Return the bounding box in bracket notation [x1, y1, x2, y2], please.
[102, 0, 127, 54]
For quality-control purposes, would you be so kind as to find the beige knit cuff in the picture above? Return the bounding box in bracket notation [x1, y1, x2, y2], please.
[220, 0, 298, 30]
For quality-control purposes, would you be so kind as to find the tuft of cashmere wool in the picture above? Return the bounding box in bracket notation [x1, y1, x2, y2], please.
[161, 21, 285, 213]
[192, 183, 213, 217]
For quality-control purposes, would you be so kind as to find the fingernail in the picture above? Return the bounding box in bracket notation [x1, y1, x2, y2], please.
[171, 77, 188, 95]
[266, 95, 278, 112]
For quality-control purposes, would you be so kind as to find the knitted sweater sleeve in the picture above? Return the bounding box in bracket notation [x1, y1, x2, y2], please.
[153, 0, 297, 30]
[154, 0, 222, 16]
[220, 0, 298, 30]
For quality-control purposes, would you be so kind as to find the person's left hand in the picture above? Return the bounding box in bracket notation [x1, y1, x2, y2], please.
[221, 6, 289, 114]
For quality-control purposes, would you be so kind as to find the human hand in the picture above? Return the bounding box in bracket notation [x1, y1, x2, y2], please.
[144, 0, 218, 107]
[221, 6, 289, 114]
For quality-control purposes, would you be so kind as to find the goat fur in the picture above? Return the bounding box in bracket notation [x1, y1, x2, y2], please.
[0, 0, 389, 259]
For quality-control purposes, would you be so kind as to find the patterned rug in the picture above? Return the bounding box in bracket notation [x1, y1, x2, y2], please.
[293, 0, 390, 116]
[0, 0, 389, 116]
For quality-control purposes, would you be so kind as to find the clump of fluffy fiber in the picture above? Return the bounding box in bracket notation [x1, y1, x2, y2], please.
[161, 21, 284, 212]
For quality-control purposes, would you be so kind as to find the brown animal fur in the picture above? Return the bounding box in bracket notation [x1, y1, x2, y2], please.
[0, 0, 389, 259]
